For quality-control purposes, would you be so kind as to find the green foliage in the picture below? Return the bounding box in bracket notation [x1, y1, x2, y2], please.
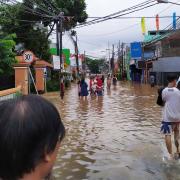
[15, 91, 22, 97]
[0, 34, 16, 75]
[0, 0, 87, 62]
[46, 71, 71, 92]
[46, 79, 60, 92]
[86, 58, 106, 74]
[54, 0, 88, 29]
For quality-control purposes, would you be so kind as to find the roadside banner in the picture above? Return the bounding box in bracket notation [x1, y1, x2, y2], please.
[141, 17, 146, 35]
[156, 14, 160, 31]
[173, 12, 176, 30]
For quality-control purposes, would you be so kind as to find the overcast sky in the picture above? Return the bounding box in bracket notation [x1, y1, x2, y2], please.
[51, 0, 180, 58]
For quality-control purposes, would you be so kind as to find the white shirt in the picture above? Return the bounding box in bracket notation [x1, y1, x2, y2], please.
[162, 87, 180, 122]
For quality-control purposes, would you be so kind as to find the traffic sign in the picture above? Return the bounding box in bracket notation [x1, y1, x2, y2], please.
[23, 51, 34, 63]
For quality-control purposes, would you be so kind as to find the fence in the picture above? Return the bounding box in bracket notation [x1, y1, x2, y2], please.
[0, 86, 22, 101]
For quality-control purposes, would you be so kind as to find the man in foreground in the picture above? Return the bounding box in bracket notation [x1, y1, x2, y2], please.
[161, 74, 180, 159]
[0, 95, 65, 180]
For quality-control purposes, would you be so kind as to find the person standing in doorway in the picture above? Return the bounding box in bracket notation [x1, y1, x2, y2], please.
[161, 74, 180, 159]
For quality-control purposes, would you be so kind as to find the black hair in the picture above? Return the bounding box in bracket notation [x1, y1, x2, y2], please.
[167, 74, 177, 83]
[0, 95, 65, 180]
[177, 81, 180, 90]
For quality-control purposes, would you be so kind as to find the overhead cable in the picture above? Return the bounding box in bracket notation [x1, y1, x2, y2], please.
[76, 2, 158, 28]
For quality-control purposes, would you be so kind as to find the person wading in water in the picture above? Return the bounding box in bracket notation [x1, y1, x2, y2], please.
[160, 74, 180, 160]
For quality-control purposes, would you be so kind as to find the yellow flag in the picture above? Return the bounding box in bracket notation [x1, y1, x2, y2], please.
[141, 17, 146, 35]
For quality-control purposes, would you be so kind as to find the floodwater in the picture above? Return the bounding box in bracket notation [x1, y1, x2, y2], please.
[44, 82, 180, 180]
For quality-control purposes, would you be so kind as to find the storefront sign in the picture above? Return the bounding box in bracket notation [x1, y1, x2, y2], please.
[130, 42, 142, 59]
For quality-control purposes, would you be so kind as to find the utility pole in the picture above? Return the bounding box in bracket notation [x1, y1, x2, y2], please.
[108, 41, 111, 74]
[111, 44, 115, 75]
[75, 34, 79, 77]
[117, 41, 121, 78]
[55, 12, 64, 97]
[59, 12, 64, 76]
[69, 31, 79, 78]
[84, 50, 86, 75]
[121, 43, 124, 79]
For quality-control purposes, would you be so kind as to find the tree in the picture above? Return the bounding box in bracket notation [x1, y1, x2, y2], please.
[54, 0, 88, 29]
[86, 58, 107, 74]
[0, 34, 16, 75]
[0, 0, 87, 61]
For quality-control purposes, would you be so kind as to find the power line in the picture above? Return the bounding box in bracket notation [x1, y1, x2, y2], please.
[87, 15, 179, 19]
[76, 1, 157, 28]
[76, 3, 158, 28]
[0, 0, 53, 18]
[168, 1, 180, 5]
[23, 0, 55, 16]
[83, 0, 156, 25]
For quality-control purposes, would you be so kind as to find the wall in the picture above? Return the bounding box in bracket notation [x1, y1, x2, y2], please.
[152, 57, 180, 72]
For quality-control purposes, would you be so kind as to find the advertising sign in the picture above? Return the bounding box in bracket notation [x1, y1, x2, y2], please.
[70, 54, 83, 67]
[130, 42, 142, 59]
[50, 48, 70, 65]
[52, 55, 65, 70]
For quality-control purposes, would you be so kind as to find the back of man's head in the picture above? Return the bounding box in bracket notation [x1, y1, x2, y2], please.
[0, 95, 65, 180]
[167, 74, 177, 83]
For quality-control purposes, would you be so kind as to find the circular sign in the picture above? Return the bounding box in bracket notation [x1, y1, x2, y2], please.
[23, 51, 34, 63]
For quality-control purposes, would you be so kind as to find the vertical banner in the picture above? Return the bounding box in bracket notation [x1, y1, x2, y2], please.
[141, 17, 146, 35]
[173, 12, 176, 30]
[156, 14, 159, 31]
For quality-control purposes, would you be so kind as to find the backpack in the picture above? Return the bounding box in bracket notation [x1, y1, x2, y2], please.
[156, 87, 165, 106]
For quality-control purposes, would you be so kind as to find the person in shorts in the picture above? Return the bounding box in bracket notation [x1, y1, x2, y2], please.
[161, 74, 180, 159]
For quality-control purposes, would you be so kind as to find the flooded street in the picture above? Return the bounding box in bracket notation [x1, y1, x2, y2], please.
[45, 82, 180, 180]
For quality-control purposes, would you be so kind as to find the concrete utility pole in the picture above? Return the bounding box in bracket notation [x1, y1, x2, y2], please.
[108, 41, 111, 74]
[84, 50, 86, 75]
[121, 43, 124, 79]
[117, 41, 121, 78]
[111, 44, 115, 75]
[75, 34, 79, 77]
[59, 12, 64, 76]
[55, 12, 64, 97]
[68, 31, 79, 77]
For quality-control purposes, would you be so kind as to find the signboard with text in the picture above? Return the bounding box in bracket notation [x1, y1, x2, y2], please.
[130, 42, 142, 59]
[52, 55, 65, 70]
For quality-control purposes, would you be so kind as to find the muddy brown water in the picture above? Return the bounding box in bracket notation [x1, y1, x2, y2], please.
[44, 82, 180, 180]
